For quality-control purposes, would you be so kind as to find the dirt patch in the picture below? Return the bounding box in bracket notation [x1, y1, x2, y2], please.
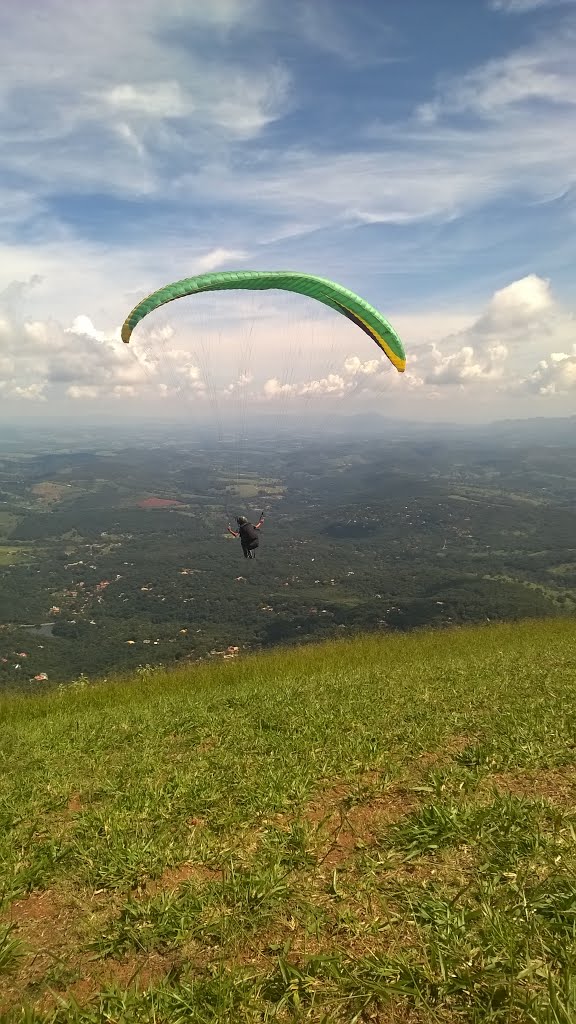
[0, 737, 476, 1016]
[67, 792, 82, 814]
[416, 733, 475, 770]
[381, 845, 478, 891]
[138, 497, 185, 509]
[303, 778, 419, 873]
[31, 481, 69, 505]
[41, 951, 178, 1012]
[317, 791, 419, 872]
[196, 736, 219, 753]
[142, 861, 223, 897]
[4, 889, 75, 948]
[367, 1009, 428, 1024]
[296, 735, 475, 874]
[0, 886, 180, 1015]
[480, 767, 576, 804]
[0, 861, 223, 1013]
[0, 890, 88, 1014]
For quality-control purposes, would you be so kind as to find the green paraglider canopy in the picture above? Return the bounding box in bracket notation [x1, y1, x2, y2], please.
[121, 270, 406, 373]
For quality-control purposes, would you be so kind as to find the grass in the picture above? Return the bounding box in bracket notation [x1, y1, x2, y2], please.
[483, 573, 576, 609]
[550, 563, 576, 578]
[1, 618, 576, 1020]
[233, 482, 264, 499]
[0, 544, 35, 565]
[447, 486, 550, 508]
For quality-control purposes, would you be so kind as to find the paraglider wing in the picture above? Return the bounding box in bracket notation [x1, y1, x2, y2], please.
[121, 270, 406, 372]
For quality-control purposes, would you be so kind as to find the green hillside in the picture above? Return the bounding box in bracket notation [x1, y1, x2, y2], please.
[2, 619, 576, 1021]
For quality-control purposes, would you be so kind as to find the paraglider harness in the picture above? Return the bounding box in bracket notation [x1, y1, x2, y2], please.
[227, 513, 265, 558]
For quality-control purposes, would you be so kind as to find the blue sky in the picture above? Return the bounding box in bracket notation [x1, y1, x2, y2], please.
[0, 0, 575, 421]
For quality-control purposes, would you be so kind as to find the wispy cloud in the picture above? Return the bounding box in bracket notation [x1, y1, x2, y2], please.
[490, 0, 576, 13]
[0, 1, 290, 207]
[417, 34, 576, 122]
[3, 0, 573, 239]
[294, 0, 395, 65]
[2, 0, 575, 250]
[2, 1, 576, 421]
[192, 249, 249, 274]
[164, 18, 576, 244]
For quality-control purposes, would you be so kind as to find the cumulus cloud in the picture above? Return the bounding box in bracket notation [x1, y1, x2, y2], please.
[519, 349, 576, 393]
[424, 342, 509, 386]
[263, 377, 297, 398]
[250, 275, 573, 402]
[261, 354, 417, 402]
[413, 274, 576, 395]
[0, 279, 204, 403]
[1, 273, 575, 414]
[1, 283, 410, 409]
[486, 275, 553, 319]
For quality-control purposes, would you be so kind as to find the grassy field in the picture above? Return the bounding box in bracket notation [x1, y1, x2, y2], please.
[483, 574, 576, 611]
[0, 544, 35, 566]
[550, 563, 576, 578]
[2, 619, 576, 1021]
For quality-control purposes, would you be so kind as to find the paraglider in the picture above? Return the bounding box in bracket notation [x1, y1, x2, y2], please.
[227, 512, 265, 559]
[121, 270, 406, 373]
[121, 271, 407, 564]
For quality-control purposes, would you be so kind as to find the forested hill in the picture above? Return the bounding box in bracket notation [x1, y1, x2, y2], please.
[2, 432, 576, 690]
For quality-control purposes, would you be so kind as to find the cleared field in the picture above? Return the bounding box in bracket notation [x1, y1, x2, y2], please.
[31, 482, 74, 504]
[0, 545, 35, 566]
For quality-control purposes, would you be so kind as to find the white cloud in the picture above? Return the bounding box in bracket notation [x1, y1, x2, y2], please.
[417, 45, 576, 124]
[0, 0, 574, 291]
[490, 0, 576, 13]
[3, 382, 48, 402]
[193, 248, 249, 273]
[295, 0, 394, 65]
[519, 349, 576, 393]
[424, 342, 509, 386]
[260, 351, 422, 402]
[412, 274, 576, 396]
[0, 286, 203, 403]
[0, 1, 290, 205]
[487, 274, 553, 319]
[103, 82, 189, 119]
[1, 273, 575, 417]
[263, 377, 296, 398]
[206, 66, 290, 139]
[66, 385, 101, 400]
[66, 314, 119, 343]
[1, 0, 576, 423]
[343, 356, 381, 377]
[0, 0, 573, 253]
[464, 275, 557, 349]
[183, 0, 265, 28]
[173, 70, 576, 230]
